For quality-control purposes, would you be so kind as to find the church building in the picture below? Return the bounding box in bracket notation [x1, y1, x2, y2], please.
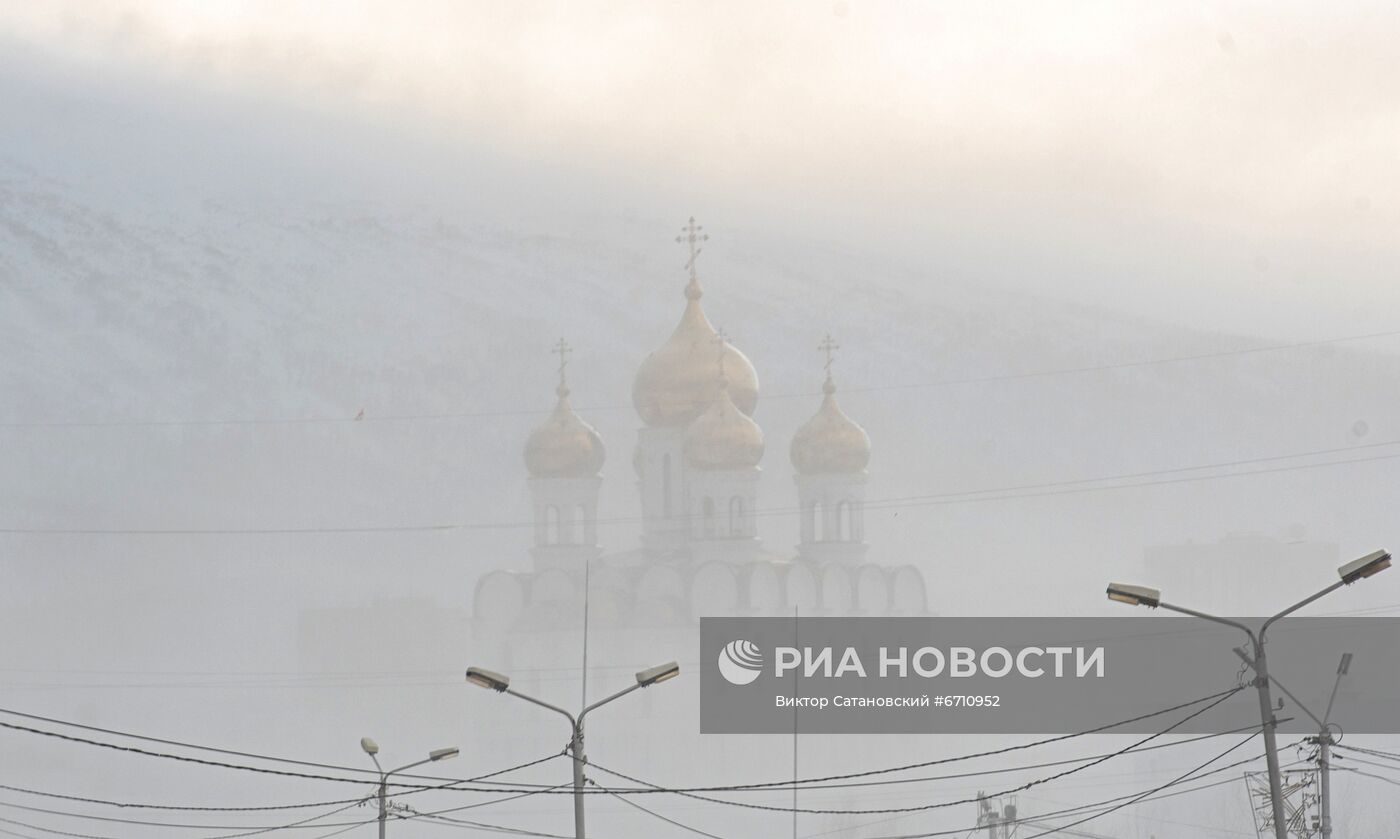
[472, 219, 928, 684]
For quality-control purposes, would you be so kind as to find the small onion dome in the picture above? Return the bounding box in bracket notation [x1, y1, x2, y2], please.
[632, 279, 759, 427]
[683, 382, 764, 471]
[790, 376, 870, 474]
[524, 384, 606, 478]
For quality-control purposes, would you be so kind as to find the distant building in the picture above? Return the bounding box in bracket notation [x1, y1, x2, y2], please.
[472, 222, 927, 684]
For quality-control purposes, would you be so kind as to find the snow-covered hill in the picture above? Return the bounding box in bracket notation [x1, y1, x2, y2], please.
[3, 154, 1397, 617]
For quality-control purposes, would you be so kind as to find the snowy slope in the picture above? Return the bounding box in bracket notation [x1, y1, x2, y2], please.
[1, 154, 1397, 625]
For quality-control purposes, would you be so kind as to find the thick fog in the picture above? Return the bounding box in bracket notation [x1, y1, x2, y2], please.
[2, 3, 1399, 838]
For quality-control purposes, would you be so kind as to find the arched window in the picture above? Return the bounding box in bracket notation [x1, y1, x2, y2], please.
[544, 505, 561, 545]
[812, 500, 826, 541]
[574, 504, 587, 544]
[836, 500, 852, 542]
[728, 496, 745, 537]
[662, 454, 672, 518]
[702, 497, 716, 537]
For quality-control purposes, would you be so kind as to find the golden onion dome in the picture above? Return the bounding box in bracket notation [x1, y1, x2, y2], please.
[790, 375, 870, 474]
[524, 383, 606, 478]
[632, 278, 759, 427]
[683, 381, 765, 471]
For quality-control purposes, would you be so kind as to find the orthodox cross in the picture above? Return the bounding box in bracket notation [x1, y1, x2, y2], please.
[676, 216, 709, 283]
[818, 333, 840, 375]
[551, 337, 572, 387]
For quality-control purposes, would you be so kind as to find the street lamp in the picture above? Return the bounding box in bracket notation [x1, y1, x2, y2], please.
[360, 737, 459, 839]
[1105, 549, 1390, 839]
[466, 661, 681, 839]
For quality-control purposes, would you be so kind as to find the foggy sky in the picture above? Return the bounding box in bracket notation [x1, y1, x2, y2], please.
[3, 4, 1399, 837]
[4, 0, 1400, 336]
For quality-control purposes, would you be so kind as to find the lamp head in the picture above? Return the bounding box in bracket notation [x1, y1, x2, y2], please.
[466, 667, 510, 692]
[360, 737, 379, 756]
[1338, 653, 1353, 676]
[1339, 550, 1391, 584]
[1106, 583, 1161, 609]
[428, 747, 459, 762]
[636, 661, 680, 687]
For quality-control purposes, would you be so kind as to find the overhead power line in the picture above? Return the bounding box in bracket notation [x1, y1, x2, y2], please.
[584, 686, 1243, 814]
[3, 327, 1395, 431]
[1338, 767, 1400, 789]
[587, 780, 729, 839]
[1335, 743, 1400, 763]
[0, 717, 565, 794]
[701, 722, 1271, 794]
[0, 800, 373, 838]
[801, 752, 1303, 839]
[0, 783, 370, 814]
[0, 691, 1241, 799]
[0, 809, 382, 839]
[0, 706, 560, 789]
[6, 437, 1399, 536]
[0, 782, 580, 839]
[1012, 732, 1261, 839]
[598, 686, 1243, 795]
[859, 734, 1270, 839]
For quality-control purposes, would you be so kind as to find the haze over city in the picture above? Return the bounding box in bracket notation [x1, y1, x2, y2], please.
[2, 3, 1398, 838]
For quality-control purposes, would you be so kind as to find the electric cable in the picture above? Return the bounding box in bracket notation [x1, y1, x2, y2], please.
[1336, 767, 1400, 788]
[0, 718, 568, 794]
[585, 685, 1243, 814]
[1334, 743, 1400, 763]
[1011, 731, 1263, 839]
[5, 440, 1400, 535]
[586, 779, 729, 839]
[800, 752, 1304, 839]
[6, 326, 1395, 430]
[0, 706, 560, 788]
[0, 691, 1242, 799]
[590, 685, 1244, 795]
[0, 799, 376, 833]
[852, 732, 1267, 839]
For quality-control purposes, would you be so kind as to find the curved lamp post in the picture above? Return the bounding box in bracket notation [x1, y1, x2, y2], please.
[1107, 549, 1389, 839]
[466, 661, 680, 839]
[360, 737, 459, 839]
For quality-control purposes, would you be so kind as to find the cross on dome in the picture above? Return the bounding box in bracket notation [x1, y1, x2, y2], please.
[818, 333, 840, 374]
[676, 216, 709, 298]
[551, 337, 572, 392]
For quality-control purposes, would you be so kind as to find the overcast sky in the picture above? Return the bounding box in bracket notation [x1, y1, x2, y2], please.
[3, 0, 1399, 337]
[4, 5, 1400, 836]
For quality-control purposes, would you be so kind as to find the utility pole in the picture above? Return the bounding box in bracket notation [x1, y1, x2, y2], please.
[1318, 735, 1332, 838]
[1314, 652, 1352, 838]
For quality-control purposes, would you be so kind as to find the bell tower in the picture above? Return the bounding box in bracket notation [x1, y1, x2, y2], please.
[791, 335, 870, 566]
[631, 218, 761, 557]
[523, 339, 605, 570]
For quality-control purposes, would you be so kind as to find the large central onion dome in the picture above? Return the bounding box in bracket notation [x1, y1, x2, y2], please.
[633, 278, 759, 427]
[524, 383, 606, 478]
[790, 375, 870, 474]
[683, 376, 765, 471]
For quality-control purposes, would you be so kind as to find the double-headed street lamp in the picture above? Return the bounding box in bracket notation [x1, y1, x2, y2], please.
[1107, 549, 1390, 839]
[360, 737, 459, 839]
[467, 661, 680, 839]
